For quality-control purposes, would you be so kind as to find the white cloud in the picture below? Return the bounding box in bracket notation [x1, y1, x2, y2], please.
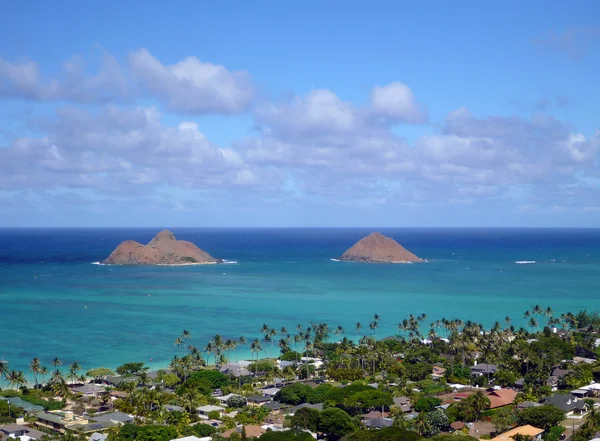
[369, 82, 427, 123]
[0, 49, 253, 114]
[129, 49, 253, 114]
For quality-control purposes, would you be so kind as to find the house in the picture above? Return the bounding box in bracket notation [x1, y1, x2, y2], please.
[33, 411, 89, 433]
[215, 394, 245, 405]
[489, 425, 544, 441]
[486, 389, 518, 409]
[516, 401, 539, 410]
[363, 411, 390, 420]
[197, 405, 225, 418]
[263, 402, 286, 414]
[514, 378, 525, 389]
[0, 424, 45, 441]
[547, 367, 572, 388]
[540, 394, 588, 416]
[470, 364, 498, 377]
[577, 383, 600, 397]
[90, 411, 134, 425]
[247, 396, 271, 406]
[392, 396, 412, 413]
[89, 433, 108, 441]
[101, 376, 138, 387]
[163, 405, 185, 413]
[68, 422, 115, 434]
[571, 389, 590, 398]
[432, 366, 447, 379]
[71, 384, 107, 396]
[573, 356, 596, 365]
[109, 391, 129, 399]
[260, 388, 280, 398]
[363, 418, 393, 429]
[219, 364, 251, 378]
[299, 357, 323, 368]
[221, 426, 266, 439]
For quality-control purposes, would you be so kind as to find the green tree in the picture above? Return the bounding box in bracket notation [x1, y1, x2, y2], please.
[491, 406, 518, 434]
[318, 407, 356, 441]
[135, 425, 178, 441]
[116, 362, 147, 376]
[518, 405, 565, 431]
[494, 370, 517, 388]
[343, 427, 423, 441]
[186, 370, 228, 388]
[86, 367, 115, 379]
[424, 409, 450, 436]
[274, 383, 313, 405]
[345, 389, 393, 413]
[414, 396, 442, 412]
[258, 431, 314, 441]
[291, 407, 321, 432]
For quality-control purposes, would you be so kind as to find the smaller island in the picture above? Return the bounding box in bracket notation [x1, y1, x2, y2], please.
[102, 229, 221, 265]
[340, 231, 423, 263]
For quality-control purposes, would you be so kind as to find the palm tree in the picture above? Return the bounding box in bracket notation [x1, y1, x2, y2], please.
[0, 360, 9, 390]
[182, 329, 191, 340]
[174, 337, 183, 351]
[470, 390, 491, 418]
[68, 361, 81, 384]
[413, 412, 431, 436]
[355, 322, 362, 334]
[250, 339, 262, 375]
[504, 316, 511, 328]
[29, 357, 43, 389]
[51, 357, 62, 369]
[7, 370, 26, 390]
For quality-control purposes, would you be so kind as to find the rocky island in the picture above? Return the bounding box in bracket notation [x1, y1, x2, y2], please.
[340, 231, 423, 263]
[102, 229, 220, 265]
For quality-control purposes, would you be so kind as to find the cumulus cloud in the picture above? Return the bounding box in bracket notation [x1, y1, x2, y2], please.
[0, 105, 270, 194]
[0, 49, 253, 114]
[1, 67, 599, 220]
[129, 49, 253, 114]
[369, 82, 427, 123]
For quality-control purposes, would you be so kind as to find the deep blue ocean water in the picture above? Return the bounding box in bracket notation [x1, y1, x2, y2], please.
[1, 228, 600, 377]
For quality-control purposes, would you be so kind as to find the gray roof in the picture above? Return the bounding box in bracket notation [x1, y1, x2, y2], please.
[470, 363, 498, 374]
[70, 421, 115, 433]
[72, 384, 107, 394]
[290, 403, 323, 413]
[364, 418, 393, 428]
[0, 424, 45, 440]
[551, 367, 572, 378]
[263, 401, 285, 411]
[541, 394, 587, 412]
[163, 405, 185, 412]
[89, 433, 108, 441]
[91, 411, 134, 424]
[248, 395, 271, 403]
[104, 376, 138, 386]
[34, 412, 68, 426]
[517, 401, 539, 409]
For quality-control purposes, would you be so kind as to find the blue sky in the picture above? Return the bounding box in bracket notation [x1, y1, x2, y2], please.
[1, 0, 599, 227]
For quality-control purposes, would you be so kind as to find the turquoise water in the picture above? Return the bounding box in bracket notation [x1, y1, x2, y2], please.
[1, 228, 599, 377]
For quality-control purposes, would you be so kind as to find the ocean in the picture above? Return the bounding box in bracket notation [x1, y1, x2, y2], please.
[1, 228, 599, 378]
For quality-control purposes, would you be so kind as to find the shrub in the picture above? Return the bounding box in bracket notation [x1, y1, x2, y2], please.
[274, 383, 313, 405]
[414, 396, 442, 412]
[186, 370, 228, 389]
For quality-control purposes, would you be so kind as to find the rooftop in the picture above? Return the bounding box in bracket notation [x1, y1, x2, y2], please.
[488, 425, 544, 441]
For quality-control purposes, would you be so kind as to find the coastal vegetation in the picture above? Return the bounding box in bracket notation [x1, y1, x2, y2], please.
[2, 307, 600, 441]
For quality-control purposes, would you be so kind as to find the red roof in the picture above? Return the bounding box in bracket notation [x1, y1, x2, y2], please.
[486, 389, 518, 408]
